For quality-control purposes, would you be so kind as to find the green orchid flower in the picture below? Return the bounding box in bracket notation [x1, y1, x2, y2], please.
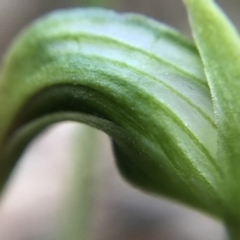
[0, 0, 240, 239]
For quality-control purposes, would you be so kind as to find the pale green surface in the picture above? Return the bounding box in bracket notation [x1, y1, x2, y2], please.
[1, 2, 240, 239]
[184, 0, 240, 238]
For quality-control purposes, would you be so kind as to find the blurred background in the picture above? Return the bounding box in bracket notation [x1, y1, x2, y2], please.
[0, 0, 239, 239]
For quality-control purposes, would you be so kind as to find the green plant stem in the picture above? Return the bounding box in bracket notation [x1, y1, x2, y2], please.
[58, 124, 100, 240]
[183, 0, 240, 238]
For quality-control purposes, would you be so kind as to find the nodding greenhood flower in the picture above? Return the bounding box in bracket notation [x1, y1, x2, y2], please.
[0, 0, 240, 239]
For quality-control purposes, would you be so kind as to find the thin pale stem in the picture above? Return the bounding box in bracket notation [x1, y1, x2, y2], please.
[57, 125, 100, 240]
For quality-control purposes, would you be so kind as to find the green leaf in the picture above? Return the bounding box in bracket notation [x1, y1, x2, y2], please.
[183, 0, 240, 236]
[0, 8, 221, 217]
